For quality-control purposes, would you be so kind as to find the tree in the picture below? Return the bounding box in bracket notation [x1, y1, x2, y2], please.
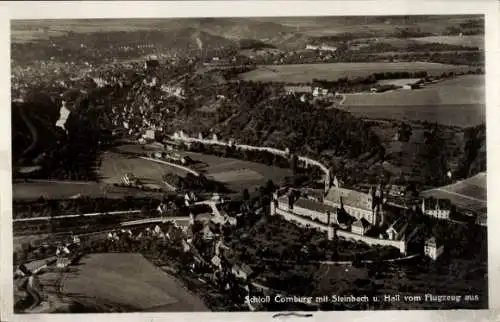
[242, 188, 250, 202]
[265, 179, 276, 194]
[290, 154, 299, 174]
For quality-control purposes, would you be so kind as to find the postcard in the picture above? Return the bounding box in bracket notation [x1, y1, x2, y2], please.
[1, 1, 498, 322]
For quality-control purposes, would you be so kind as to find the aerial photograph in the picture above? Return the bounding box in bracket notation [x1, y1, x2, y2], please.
[11, 15, 487, 313]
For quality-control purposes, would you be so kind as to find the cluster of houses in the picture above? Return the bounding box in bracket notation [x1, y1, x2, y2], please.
[305, 44, 338, 52]
[284, 85, 338, 102]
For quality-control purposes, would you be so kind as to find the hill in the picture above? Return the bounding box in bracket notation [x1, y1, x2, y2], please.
[12, 16, 484, 56]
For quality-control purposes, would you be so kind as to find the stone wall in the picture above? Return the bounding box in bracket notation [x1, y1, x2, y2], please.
[275, 207, 406, 254]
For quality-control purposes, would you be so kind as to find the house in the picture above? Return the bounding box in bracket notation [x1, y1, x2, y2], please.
[475, 211, 487, 227]
[312, 87, 330, 97]
[306, 44, 320, 50]
[143, 129, 155, 140]
[402, 84, 412, 90]
[386, 218, 408, 240]
[211, 255, 222, 269]
[232, 263, 254, 280]
[122, 173, 137, 186]
[319, 45, 337, 52]
[388, 185, 406, 197]
[305, 44, 337, 52]
[424, 236, 444, 260]
[144, 56, 160, 70]
[284, 85, 312, 94]
[421, 198, 452, 220]
[351, 218, 372, 236]
[226, 216, 237, 226]
[202, 225, 216, 241]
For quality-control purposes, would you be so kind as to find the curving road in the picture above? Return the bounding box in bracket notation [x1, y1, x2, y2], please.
[170, 135, 331, 177]
[139, 156, 200, 176]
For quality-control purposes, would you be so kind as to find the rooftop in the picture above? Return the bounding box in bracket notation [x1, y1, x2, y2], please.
[325, 187, 373, 211]
[294, 197, 336, 214]
[387, 217, 408, 234]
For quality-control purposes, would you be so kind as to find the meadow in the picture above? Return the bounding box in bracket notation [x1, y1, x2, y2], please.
[240, 62, 473, 83]
[344, 75, 485, 106]
[341, 75, 485, 127]
[12, 181, 164, 200]
[185, 151, 291, 194]
[412, 35, 484, 50]
[98, 151, 190, 189]
[60, 253, 209, 312]
[421, 172, 487, 212]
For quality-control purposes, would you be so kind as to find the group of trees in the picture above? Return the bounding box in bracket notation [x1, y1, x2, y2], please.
[353, 41, 479, 54]
[444, 19, 484, 36]
[219, 94, 383, 159]
[12, 85, 117, 181]
[188, 141, 292, 169]
[457, 123, 486, 179]
[310, 69, 481, 93]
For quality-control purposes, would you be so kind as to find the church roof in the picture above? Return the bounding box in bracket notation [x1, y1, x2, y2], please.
[325, 187, 372, 211]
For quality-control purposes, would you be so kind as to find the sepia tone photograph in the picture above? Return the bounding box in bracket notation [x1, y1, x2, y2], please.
[9, 11, 488, 314]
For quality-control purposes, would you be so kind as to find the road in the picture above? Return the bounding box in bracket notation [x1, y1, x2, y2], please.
[120, 216, 192, 227]
[139, 156, 200, 176]
[170, 135, 330, 177]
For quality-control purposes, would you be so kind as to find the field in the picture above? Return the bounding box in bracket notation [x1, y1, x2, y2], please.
[412, 35, 484, 50]
[240, 62, 473, 83]
[344, 75, 485, 106]
[420, 172, 486, 212]
[98, 151, 191, 189]
[112, 145, 291, 194]
[54, 253, 209, 312]
[13, 181, 164, 200]
[341, 75, 485, 127]
[11, 19, 184, 44]
[376, 78, 421, 86]
[184, 151, 291, 194]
